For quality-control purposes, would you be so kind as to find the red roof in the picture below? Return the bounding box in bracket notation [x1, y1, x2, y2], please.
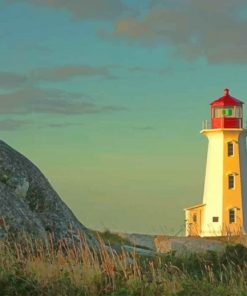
[210, 89, 243, 107]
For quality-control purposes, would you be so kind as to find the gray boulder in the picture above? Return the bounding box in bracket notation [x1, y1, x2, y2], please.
[155, 236, 226, 254]
[0, 140, 95, 245]
[118, 232, 156, 251]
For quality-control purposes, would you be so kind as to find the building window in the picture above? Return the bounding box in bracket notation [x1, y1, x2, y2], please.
[214, 108, 222, 118]
[228, 175, 235, 189]
[223, 108, 233, 117]
[214, 107, 234, 118]
[229, 209, 236, 224]
[236, 107, 242, 118]
[227, 142, 234, 157]
[192, 214, 197, 223]
[212, 217, 219, 222]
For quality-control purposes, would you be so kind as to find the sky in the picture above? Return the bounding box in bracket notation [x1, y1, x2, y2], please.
[0, 0, 247, 234]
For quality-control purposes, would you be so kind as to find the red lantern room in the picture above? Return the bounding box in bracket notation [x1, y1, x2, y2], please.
[210, 89, 244, 129]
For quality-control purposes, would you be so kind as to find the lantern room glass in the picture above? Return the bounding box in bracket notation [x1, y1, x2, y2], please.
[213, 107, 242, 118]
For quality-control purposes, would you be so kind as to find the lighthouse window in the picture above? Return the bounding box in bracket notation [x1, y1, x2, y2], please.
[228, 175, 235, 189]
[192, 214, 197, 222]
[227, 142, 234, 156]
[236, 107, 242, 118]
[214, 108, 234, 118]
[212, 217, 219, 222]
[229, 209, 236, 223]
[223, 108, 233, 117]
[214, 108, 222, 118]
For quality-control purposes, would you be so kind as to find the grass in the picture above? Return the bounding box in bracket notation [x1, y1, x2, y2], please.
[94, 230, 153, 251]
[93, 230, 132, 247]
[1, 232, 247, 295]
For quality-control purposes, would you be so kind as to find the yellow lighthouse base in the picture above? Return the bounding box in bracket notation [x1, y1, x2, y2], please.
[185, 128, 247, 237]
[185, 205, 243, 237]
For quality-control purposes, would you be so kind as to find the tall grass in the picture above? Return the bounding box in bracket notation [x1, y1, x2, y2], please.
[1, 232, 247, 295]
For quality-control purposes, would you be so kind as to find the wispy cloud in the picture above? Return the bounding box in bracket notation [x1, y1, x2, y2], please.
[112, 0, 247, 63]
[0, 63, 173, 92]
[128, 66, 150, 73]
[0, 119, 85, 131]
[133, 126, 156, 131]
[0, 65, 115, 89]
[31, 65, 110, 81]
[40, 122, 84, 129]
[5, 0, 125, 20]
[127, 66, 173, 75]
[0, 87, 127, 115]
[0, 71, 28, 88]
[0, 119, 31, 130]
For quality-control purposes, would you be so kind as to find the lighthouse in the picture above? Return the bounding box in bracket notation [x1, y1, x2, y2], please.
[185, 89, 247, 237]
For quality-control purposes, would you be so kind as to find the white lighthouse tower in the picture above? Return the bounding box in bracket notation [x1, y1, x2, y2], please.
[185, 89, 247, 237]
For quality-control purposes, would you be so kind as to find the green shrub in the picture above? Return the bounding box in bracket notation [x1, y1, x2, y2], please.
[178, 278, 241, 296]
[0, 272, 39, 296]
[221, 244, 247, 268]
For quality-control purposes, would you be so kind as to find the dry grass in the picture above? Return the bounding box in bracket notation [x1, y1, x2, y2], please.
[0, 231, 247, 295]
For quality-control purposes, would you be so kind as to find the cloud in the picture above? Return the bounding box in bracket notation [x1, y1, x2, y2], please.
[6, 0, 125, 20]
[113, 0, 247, 63]
[0, 65, 115, 91]
[31, 97, 127, 115]
[0, 72, 27, 88]
[0, 119, 84, 131]
[31, 65, 110, 81]
[0, 119, 31, 130]
[133, 126, 155, 131]
[0, 64, 172, 92]
[0, 87, 127, 115]
[128, 66, 150, 73]
[127, 66, 173, 75]
[34, 121, 86, 130]
[40, 122, 83, 129]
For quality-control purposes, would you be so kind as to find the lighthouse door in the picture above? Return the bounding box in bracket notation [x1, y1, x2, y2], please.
[188, 210, 201, 236]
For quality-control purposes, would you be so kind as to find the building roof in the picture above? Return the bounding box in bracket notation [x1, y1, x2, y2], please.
[184, 204, 206, 211]
[210, 88, 243, 107]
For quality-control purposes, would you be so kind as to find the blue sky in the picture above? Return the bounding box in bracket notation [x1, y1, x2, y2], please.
[0, 0, 247, 234]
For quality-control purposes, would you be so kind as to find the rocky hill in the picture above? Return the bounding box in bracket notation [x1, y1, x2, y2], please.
[0, 140, 95, 245]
